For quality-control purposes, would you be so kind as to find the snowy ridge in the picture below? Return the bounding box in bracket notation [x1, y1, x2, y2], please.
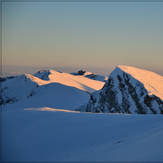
[33, 69, 104, 92]
[71, 70, 108, 82]
[0, 76, 16, 82]
[86, 65, 163, 114]
[1, 70, 104, 107]
[33, 70, 51, 80]
[118, 65, 163, 100]
[1, 74, 39, 105]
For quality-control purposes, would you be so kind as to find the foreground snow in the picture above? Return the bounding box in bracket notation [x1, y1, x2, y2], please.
[2, 106, 163, 161]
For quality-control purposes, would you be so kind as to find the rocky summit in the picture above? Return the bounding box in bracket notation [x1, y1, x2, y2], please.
[86, 65, 163, 114]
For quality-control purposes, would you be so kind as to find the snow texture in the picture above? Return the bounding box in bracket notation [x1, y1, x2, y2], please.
[2, 107, 163, 161]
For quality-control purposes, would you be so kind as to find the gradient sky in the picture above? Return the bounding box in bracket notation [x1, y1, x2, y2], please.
[2, 2, 163, 76]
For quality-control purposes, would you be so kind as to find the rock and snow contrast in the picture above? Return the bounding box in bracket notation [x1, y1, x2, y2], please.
[1, 70, 104, 109]
[71, 70, 108, 82]
[2, 66, 163, 162]
[86, 65, 163, 114]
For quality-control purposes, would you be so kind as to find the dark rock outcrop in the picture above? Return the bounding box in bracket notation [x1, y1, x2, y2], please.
[86, 66, 163, 114]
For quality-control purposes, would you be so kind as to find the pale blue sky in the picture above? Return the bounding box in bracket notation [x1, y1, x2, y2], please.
[2, 2, 163, 76]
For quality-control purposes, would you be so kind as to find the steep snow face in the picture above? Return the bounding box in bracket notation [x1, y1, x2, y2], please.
[118, 65, 163, 100]
[1, 70, 104, 107]
[71, 70, 108, 82]
[86, 66, 163, 114]
[1, 74, 39, 105]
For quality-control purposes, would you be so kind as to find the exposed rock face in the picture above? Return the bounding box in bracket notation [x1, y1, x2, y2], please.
[78, 70, 86, 75]
[86, 66, 163, 114]
[71, 70, 108, 82]
[0, 76, 16, 82]
[1, 74, 39, 105]
[33, 70, 51, 80]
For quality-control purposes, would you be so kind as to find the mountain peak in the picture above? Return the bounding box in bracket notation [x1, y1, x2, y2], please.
[115, 65, 163, 100]
[1, 68, 105, 106]
[33, 70, 50, 80]
[86, 65, 163, 114]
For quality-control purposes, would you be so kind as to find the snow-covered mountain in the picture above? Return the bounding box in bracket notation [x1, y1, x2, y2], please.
[2, 66, 163, 162]
[71, 70, 108, 82]
[86, 65, 163, 114]
[33, 69, 51, 80]
[1, 70, 104, 109]
[0, 75, 17, 82]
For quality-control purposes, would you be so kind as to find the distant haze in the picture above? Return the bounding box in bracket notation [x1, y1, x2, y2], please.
[2, 65, 114, 77]
[2, 65, 163, 78]
[2, 2, 163, 77]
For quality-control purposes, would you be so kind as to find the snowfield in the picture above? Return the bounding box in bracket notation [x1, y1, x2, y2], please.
[2, 67, 163, 161]
[2, 107, 163, 161]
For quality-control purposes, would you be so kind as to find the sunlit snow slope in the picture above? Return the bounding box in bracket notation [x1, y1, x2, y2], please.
[1, 70, 104, 109]
[87, 65, 163, 114]
[118, 65, 163, 100]
[33, 70, 104, 92]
